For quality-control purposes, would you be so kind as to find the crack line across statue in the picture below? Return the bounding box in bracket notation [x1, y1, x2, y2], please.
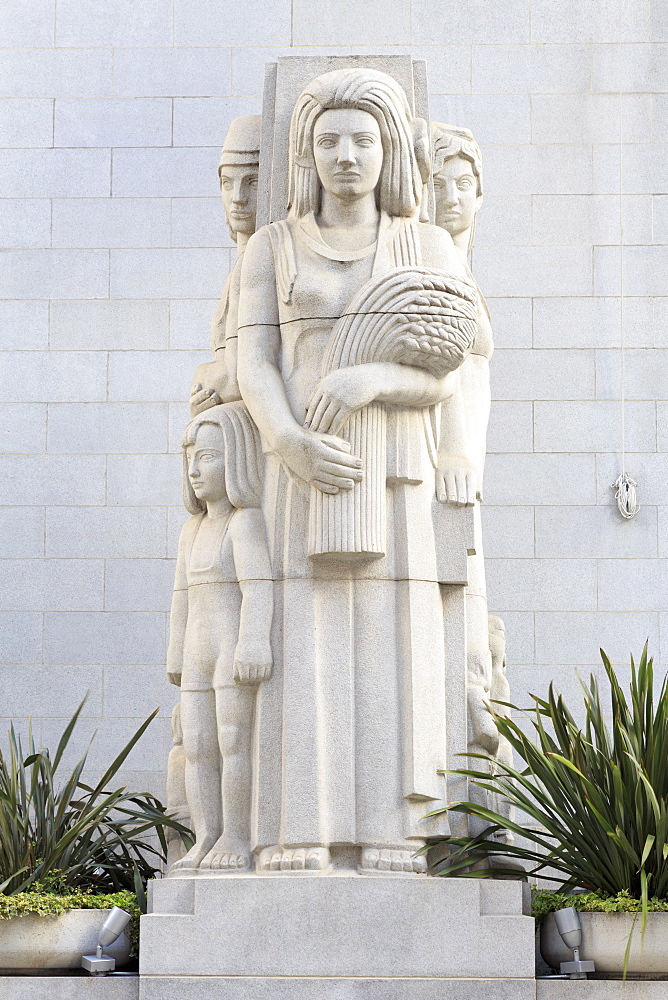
[166, 68, 509, 878]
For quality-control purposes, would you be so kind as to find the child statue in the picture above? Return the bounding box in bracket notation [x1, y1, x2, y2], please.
[167, 401, 272, 872]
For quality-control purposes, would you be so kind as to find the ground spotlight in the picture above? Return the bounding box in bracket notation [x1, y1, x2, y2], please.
[81, 906, 132, 976]
[554, 906, 596, 980]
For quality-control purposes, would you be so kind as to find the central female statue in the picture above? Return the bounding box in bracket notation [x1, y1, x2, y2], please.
[237, 67, 478, 874]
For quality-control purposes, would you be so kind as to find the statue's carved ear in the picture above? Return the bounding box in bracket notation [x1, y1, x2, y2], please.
[412, 118, 431, 185]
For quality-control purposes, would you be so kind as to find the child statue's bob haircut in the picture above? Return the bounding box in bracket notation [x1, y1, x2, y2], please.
[182, 401, 264, 514]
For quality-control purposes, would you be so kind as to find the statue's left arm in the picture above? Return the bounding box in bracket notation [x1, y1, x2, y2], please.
[230, 506, 273, 686]
[305, 225, 473, 435]
[459, 297, 493, 495]
[305, 362, 458, 436]
[418, 224, 490, 506]
[438, 289, 493, 503]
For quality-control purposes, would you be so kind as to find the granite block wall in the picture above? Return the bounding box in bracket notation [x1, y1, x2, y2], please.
[1, 0, 666, 793]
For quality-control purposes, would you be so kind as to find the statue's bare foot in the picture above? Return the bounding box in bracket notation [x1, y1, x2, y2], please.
[359, 847, 427, 874]
[257, 846, 330, 873]
[200, 835, 250, 872]
[170, 837, 218, 872]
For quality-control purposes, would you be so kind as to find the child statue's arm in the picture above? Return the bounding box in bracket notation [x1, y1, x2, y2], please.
[230, 507, 273, 686]
[166, 522, 190, 686]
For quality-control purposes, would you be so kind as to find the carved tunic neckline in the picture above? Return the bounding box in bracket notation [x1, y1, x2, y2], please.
[297, 210, 389, 263]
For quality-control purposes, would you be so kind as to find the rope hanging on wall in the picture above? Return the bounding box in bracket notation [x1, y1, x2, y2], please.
[611, 0, 639, 519]
[612, 472, 639, 519]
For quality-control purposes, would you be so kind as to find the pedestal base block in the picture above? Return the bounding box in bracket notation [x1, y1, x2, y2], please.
[140, 874, 535, 996]
[140, 976, 535, 1000]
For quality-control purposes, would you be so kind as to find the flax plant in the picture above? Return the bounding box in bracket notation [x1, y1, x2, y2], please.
[427, 645, 668, 931]
[0, 701, 192, 896]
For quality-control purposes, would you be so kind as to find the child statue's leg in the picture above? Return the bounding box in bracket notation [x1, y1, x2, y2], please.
[172, 688, 222, 870]
[200, 684, 255, 871]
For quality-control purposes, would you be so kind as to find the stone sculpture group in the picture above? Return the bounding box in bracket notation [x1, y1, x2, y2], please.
[165, 63, 510, 879]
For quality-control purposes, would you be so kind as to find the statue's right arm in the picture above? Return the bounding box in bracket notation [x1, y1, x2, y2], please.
[237, 229, 297, 452]
[237, 229, 363, 495]
[166, 520, 191, 686]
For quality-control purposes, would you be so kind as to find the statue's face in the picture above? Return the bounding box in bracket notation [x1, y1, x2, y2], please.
[187, 423, 227, 506]
[433, 154, 481, 239]
[219, 163, 259, 237]
[313, 108, 383, 202]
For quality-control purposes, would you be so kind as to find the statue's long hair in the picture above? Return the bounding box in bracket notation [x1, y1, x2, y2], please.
[181, 401, 263, 514]
[430, 123, 483, 255]
[288, 68, 426, 220]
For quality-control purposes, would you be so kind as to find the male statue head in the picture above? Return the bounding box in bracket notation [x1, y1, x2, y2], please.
[430, 123, 483, 254]
[218, 114, 262, 249]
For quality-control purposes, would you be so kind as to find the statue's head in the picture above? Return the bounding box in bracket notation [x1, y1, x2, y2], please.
[182, 401, 263, 514]
[430, 123, 482, 251]
[218, 115, 262, 242]
[288, 68, 429, 219]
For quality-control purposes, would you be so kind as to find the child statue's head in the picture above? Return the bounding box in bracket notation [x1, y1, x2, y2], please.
[181, 401, 264, 514]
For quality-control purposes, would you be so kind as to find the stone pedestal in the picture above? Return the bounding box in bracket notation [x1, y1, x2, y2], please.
[0, 977, 138, 1000]
[139, 874, 535, 999]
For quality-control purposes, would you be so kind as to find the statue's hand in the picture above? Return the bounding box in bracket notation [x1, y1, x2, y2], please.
[234, 641, 272, 685]
[167, 671, 182, 687]
[190, 382, 222, 417]
[278, 427, 363, 495]
[304, 368, 377, 436]
[435, 454, 477, 505]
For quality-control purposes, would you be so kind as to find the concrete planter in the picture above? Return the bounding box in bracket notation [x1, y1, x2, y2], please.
[542, 911, 668, 976]
[0, 909, 130, 969]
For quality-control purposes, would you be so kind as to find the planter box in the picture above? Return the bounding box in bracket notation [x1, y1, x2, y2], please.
[0, 909, 130, 970]
[542, 911, 668, 976]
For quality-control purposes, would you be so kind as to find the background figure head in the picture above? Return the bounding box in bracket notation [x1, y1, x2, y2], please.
[218, 115, 262, 243]
[288, 68, 430, 220]
[182, 401, 264, 514]
[430, 123, 483, 254]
